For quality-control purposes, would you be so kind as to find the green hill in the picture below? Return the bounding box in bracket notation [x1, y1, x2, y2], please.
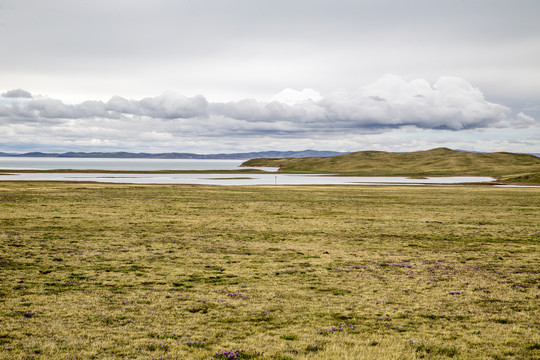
[242, 148, 540, 183]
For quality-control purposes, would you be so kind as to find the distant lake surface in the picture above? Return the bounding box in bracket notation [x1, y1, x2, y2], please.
[0, 157, 276, 171]
[0, 172, 496, 186]
[0, 157, 501, 186]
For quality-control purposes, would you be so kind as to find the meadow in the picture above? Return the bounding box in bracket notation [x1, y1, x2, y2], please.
[0, 182, 539, 359]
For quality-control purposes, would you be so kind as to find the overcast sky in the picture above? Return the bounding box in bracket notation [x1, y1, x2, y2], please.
[1, 0, 539, 154]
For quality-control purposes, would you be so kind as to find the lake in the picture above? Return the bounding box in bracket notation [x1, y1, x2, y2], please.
[0, 157, 277, 171]
[0, 172, 496, 186]
[0, 157, 499, 185]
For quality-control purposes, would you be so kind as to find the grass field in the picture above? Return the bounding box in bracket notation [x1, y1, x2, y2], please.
[1, 182, 539, 359]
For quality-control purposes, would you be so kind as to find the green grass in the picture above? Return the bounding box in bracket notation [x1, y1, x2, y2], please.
[499, 172, 540, 184]
[0, 182, 539, 359]
[241, 148, 540, 183]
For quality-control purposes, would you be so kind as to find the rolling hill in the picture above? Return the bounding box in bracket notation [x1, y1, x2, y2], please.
[241, 148, 540, 183]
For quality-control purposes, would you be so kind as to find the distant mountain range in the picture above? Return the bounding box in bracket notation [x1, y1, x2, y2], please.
[0, 150, 348, 159]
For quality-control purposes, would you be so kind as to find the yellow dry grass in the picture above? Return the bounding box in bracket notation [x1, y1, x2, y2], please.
[0, 182, 539, 359]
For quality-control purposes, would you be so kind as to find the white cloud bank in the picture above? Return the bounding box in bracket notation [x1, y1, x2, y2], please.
[0, 75, 537, 153]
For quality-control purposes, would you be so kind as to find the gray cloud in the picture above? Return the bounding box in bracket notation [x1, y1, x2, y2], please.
[138, 92, 208, 119]
[2, 89, 32, 98]
[105, 96, 141, 114]
[0, 76, 533, 136]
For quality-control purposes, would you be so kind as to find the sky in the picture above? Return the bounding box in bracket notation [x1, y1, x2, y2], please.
[1, 0, 539, 154]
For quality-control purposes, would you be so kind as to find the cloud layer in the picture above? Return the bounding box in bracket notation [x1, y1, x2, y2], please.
[1, 89, 33, 98]
[0, 75, 537, 153]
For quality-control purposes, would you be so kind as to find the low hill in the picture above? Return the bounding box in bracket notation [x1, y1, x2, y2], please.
[241, 148, 540, 182]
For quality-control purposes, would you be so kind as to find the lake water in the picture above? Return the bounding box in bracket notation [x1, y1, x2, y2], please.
[0, 172, 496, 186]
[0, 157, 276, 171]
[0, 157, 499, 185]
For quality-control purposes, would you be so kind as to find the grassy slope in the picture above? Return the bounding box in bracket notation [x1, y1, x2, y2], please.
[1, 182, 539, 359]
[242, 148, 540, 181]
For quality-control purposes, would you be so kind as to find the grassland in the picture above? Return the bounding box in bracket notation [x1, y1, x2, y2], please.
[241, 148, 540, 184]
[0, 182, 539, 359]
